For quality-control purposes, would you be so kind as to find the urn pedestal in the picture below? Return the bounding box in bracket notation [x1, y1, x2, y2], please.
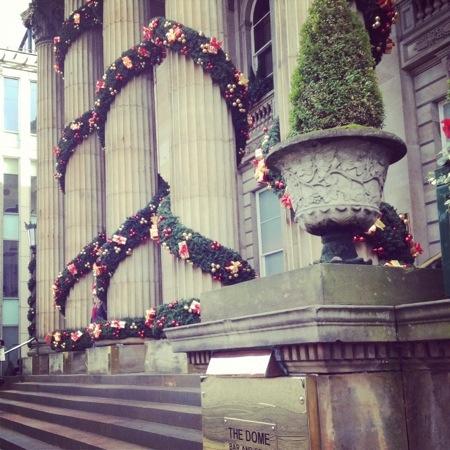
[266, 127, 407, 262]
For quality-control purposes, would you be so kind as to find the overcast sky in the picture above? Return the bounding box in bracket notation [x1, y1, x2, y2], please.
[0, 1, 31, 50]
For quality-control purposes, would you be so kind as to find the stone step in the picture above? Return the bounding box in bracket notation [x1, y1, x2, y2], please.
[0, 398, 202, 450]
[0, 411, 154, 450]
[12, 381, 202, 406]
[1, 389, 201, 430]
[20, 373, 201, 388]
[0, 425, 62, 450]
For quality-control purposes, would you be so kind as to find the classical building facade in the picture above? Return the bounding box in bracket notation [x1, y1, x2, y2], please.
[0, 48, 37, 373]
[24, 0, 449, 341]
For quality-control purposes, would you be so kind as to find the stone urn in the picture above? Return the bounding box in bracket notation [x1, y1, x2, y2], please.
[266, 127, 407, 262]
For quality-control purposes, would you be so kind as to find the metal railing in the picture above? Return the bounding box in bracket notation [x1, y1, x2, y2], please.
[4, 337, 36, 355]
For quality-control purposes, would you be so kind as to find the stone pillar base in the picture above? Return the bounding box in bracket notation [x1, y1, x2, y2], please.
[32, 354, 49, 375]
[166, 265, 449, 450]
[63, 351, 87, 374]
[145, 340, 188, 374]
[21, 357, 33, 375]
[49, 353, 64, 374]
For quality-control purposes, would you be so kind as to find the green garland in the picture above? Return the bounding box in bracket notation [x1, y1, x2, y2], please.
[54, 17, 250, 191]
[54, 42, 166, 192]
[46, 299, 200, 352]
[354, 202, 421, 264]
[53, 15, 254, 318]
[27, 252, 36, 340]
[53, 0, 102, 75]
[157, 197, 255, 284]
[53, 233, 106, 315]
[93, 177, 169, 304]
[93, 176, 255, 306]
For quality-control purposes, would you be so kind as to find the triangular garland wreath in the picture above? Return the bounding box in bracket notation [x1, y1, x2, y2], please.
[52, 15, 255, 315]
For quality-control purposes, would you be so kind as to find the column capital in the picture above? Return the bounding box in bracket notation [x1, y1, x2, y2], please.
[22, 0, 64, 45]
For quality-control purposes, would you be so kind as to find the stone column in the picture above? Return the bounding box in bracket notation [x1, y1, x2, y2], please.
[102, 0, 160, 317]
[272, 0, 321, 269]
[156, 0, 239, 300]
[63, 0, 104, 328]
[24, 0, 65, 338]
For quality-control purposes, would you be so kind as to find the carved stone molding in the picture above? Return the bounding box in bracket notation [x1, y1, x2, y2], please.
[399, 8, 450, 69]
[22, 0, 64, 44]
[186, 340, 450, 374]
[415, 22, 450, 52]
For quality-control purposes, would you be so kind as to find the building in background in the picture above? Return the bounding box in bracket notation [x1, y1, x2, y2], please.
[0, 48, 37, 374]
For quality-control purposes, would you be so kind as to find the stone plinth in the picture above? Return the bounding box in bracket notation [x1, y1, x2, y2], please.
[63, 351, 87, 374]
[315, 372, 408, 449]
[166, 265, 450, 450]
[144, 340, 188, 374]
[86, 346, 111, 374]
[111, 344, 146, 374]
[49, 353, 64, 374]
[32, 354, 49, 375]
[22, 357, 33, 375]
[199, 264, 444, 322]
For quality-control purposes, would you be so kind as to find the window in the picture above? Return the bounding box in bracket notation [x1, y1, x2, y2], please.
[4, 77, 19, 132]
[1, 326, 19, 375]
[31, 160, 37, 216]
[3, 240, 18, 297]
[3, 214, 19, 240]
[251, 0, 273, 89]
[3, 299, 19, 326]
[30, 81, 37, 134]
[256, 189, 284, 276]
[3, 159, 19, 213]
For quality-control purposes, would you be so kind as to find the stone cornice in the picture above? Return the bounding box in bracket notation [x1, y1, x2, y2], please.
[396, 299, 450, 341]
[22, 0, 64, 44]
[166, 304, 397, 353]
[168, 300, 450, 354]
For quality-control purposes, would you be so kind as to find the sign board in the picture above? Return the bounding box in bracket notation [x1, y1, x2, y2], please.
[224, 418, 277, 450]
[202, 376, 310, 450]
[206, 350, 283, 377]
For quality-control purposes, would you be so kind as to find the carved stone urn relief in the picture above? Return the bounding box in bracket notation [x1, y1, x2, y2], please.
[267, 127, 406, 262]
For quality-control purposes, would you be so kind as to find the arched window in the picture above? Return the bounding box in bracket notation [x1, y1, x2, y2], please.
[251, 0, 273, 92]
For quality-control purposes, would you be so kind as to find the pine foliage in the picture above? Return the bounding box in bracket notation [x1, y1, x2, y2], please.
[289, 0, 384, 135]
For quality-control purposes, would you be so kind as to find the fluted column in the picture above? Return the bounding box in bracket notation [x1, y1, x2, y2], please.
[156, 0, 239, 300]
[63, 0, 104, 328]
[36, 41, 65, 338]
[23, 0, 66, 339]
[273, 0, 321, 269]
[102, 0, 160, 317]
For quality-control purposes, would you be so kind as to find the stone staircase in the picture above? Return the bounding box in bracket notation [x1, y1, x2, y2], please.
[0, 373, 202, 450]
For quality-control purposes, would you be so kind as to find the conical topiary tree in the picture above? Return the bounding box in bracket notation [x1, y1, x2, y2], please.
[289, 0, 384, 135]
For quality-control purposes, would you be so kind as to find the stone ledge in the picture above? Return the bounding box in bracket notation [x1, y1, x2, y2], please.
[200, 265, 444, 322]
[166, 304, 397, 353]
[396, 299, 450, 341]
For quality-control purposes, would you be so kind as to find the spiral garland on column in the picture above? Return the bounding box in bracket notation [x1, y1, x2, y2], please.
[51, 7, 255, 315]
[50, 0, 398, 316]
